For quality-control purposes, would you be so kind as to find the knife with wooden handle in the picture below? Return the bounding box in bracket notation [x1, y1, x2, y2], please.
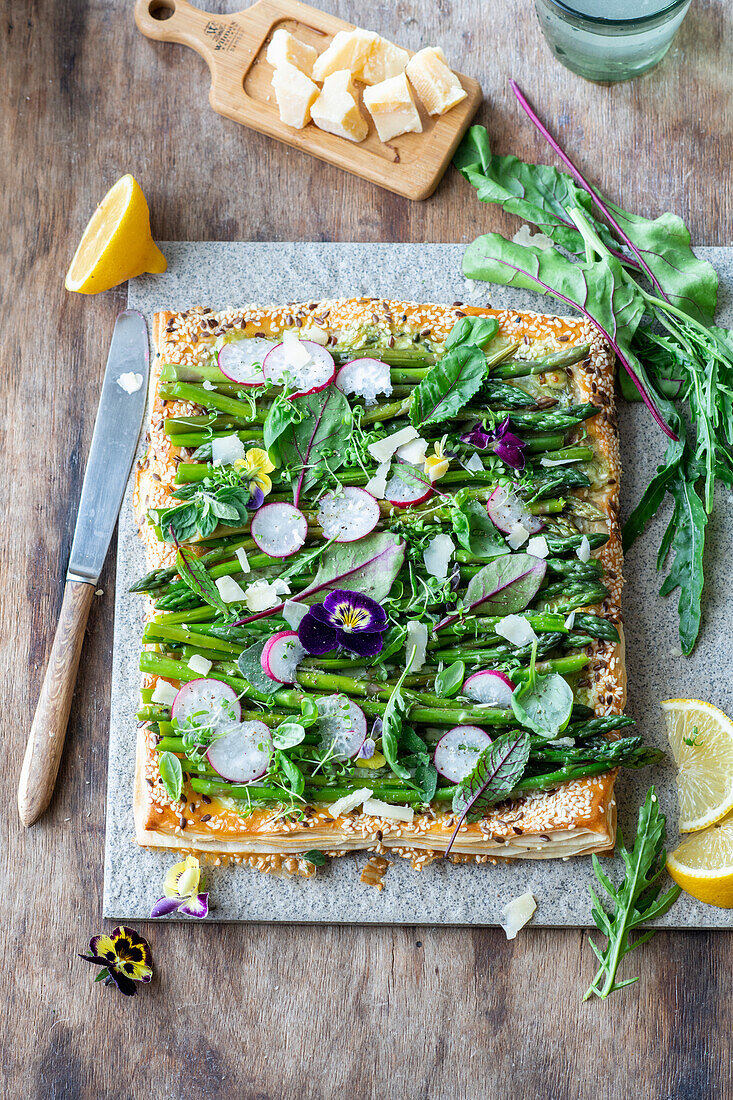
[18, 309, 149, 826]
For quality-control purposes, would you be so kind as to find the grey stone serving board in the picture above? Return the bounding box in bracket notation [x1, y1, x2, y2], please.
[104, 242, 733, 927]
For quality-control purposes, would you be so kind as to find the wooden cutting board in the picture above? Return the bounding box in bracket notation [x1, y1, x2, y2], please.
[134, 0, 482, 200]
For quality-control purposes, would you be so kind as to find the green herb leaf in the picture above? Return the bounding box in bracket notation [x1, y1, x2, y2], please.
[445, 315, 500, 350]
[451, 498, 509, 559]
[434, 660, 465, 698]
[236, 639, 281, 695]
[272, 722, 306, 749]
[410, 343, 489, 428]
[263, 394, 299, 455]
[303, 849, 327, 866]
[511, 644, 574, 738]
[584, 787, 681, 1000]
[159, 751, 183, 803]
[447, 731, 531, 853]
[657, 471, 707, 655]
[299, 697, 320, 728]
[276, 387, 353, 504]
[175, 547, 233, 617]
[381, 658, 415, 782]
[275, 750, 305, 797]
[306, 531, 406, 606]
[438, 553, 546, 631]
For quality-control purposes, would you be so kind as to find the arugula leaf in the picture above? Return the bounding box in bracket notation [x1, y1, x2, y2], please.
[159, 751, 183, 803]
[434, 660, 465, 698]
[410, 343, 489, 428]
[447, 731, 531, 854]
[511, 644, 574, 738]
[175, 547, 233, 617]
[584, 787, 681, 1000]
[236, 639, 280, 695]
[276, 387, 352, 504]
[445, 314, 499, 350]
[657, 471, 707, 655]
[438, 553, 546, 631]
[451, 497, 509, 560]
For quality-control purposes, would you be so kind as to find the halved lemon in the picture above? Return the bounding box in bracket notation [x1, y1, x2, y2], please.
[667, 811, 733, 908]
[65, 174, 167, 294]
[661, 698, 733, 831]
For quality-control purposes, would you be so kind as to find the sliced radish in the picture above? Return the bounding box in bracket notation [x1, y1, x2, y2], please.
[206, 720, 272, 783]
[250, 502, 307, 558]
[218, 337, 275, 386]
[487, 485, 544, 535]
[171, 678, 241, 729]
[317, 487, 380, 542]
[316, 694, 367, 761]
[261, 630, 306, 683]
[335, 358, 392, 404]
[262, 338, 336, 398]
[384, 464, 433, 508]
[434, 725, 492, 783]
[462, 670, 516, 708]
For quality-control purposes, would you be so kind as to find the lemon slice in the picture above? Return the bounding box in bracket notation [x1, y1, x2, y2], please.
[667, 811, 733, 908]
[661, 698, 733, 831]
[65, 174, 166, 294]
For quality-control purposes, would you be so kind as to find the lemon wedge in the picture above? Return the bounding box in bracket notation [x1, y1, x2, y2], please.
[65, 174, 166, 294]
[667, 811, 733, 908]
[661, 698, 733, 832]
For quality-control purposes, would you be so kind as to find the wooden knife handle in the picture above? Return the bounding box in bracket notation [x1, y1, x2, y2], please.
[18, 580, 96, 826]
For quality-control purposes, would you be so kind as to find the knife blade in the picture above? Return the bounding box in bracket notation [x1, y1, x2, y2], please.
[18, 309, 149, 826]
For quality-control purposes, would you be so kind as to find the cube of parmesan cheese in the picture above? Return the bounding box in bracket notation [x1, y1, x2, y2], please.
[312, 28, 379, 83]
[310, 70, 368, 143]
[360, 36, 410, 85]
[363, 73, 422, 142]
[271, 62, 320, 129]
[266, 28, 317, 78]
[406, 47, 467, 116]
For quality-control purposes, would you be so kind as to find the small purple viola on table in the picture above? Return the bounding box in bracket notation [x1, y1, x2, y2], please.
[79, 926, 153, 996]
[297, 589, 388, 657]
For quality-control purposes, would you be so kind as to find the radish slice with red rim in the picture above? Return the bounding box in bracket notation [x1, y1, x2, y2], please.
[261, 630, 306, 683]
[171, 678, 241, 729]
[434, 725, 492, 783]
[384, 464, 433, 508]
[262, 339, 336, 398]
[486, 485, 544, 535]
[250, 502, 307, 558]
[316, 694, 367, 761]
[317, 487, 380, 542]
[462, 669, 516, 708]
[218, 338, 275, 386]
[335, 358, 392, 404]
[206, 720, 272, 783]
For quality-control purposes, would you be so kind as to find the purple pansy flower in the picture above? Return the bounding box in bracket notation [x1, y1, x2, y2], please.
[460, 418, 527, 471]
[298, 589, 388, 657]
[246, 485, 265, 511]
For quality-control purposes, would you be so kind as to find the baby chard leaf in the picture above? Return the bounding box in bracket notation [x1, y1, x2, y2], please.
[437, 553, 546, 631]
[447, 730, 531, 854]
[176, 546, 233, 618]
[410, 343, 489, 428]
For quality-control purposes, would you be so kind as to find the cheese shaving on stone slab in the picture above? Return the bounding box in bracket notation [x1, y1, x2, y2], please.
[362, 798, 414, 823]
[500, 892, 537, 939]
[512, 225, 554, 250]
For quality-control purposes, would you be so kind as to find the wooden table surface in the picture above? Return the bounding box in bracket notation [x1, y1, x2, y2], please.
[3, 1, 732, 1096]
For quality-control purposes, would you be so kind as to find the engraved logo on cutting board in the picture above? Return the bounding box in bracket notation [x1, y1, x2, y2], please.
[204, 20, 243, 52]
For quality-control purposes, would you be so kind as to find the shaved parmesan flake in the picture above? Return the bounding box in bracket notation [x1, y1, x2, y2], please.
[117, 371, 143, 394]
[368, 426, 419, 464]
[151, 681, 177, 707]
[396, 436, 428, 465]
[464, 452, 485, 473]
[564, 611, 576, 630]
[243, 578, 288, 612]
[362, 798, 414, 823]
[282, 329, 314, 369]
[328, 788, 373, 818]
[406, 620, 428, 671]
[212, 434, 246, 466]
[283, 599, 309, 629]
[187, 654, 212, 676]
[365, 460, 391, 499]
[526, 535, 549, 558]
[216, 575, 247, 603]
[495, 614, 537, 648]
[507, 522, 529, 550]
[202, 379, 216, 391]
[235, 547, 250, 573]
[299, 325, 329, 345]
[512, 224, 554, 250]
[424, 533, 454, 579]
[576, 535, 591, 563]
[548, 736, 574, 748]
[500, 892, 537, 939]
[540, 455, 578, 467]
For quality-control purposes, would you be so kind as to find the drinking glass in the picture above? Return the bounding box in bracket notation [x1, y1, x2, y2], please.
[534, 0, 693, 82]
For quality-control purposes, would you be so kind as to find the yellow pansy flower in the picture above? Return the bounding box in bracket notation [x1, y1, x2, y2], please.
[424, 436, 451, 483]
[151, 854, 209, 918]
[234, 447, 276, 496]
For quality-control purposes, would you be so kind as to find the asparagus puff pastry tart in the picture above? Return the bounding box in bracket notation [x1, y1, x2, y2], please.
[132, 297, 658, 877]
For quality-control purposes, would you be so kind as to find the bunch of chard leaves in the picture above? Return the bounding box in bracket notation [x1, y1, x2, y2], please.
[455, 107, 733, 653]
